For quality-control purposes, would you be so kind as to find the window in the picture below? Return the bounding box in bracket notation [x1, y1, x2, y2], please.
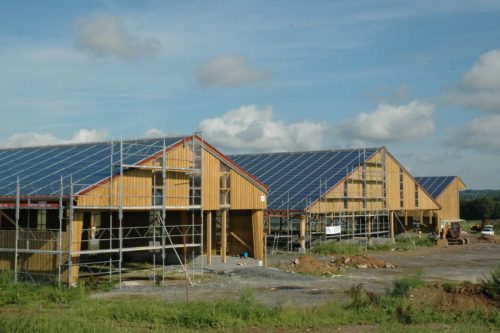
[220, 164, 231, 206]
[343, 181, 348, 209]
[415, 184, 419, 208]
[152, 172, 164, 206]
[399, 168, 404, 208]
[37, 210, 47, 230]
[190, 170, 202, 206]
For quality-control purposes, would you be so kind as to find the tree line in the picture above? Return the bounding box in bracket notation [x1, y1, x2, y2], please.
[460, 190, 500, 220]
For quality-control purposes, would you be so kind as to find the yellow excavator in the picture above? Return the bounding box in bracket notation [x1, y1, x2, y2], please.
[436, 221, 469, 247]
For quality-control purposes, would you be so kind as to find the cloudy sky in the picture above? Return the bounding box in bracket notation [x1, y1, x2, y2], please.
[0, 1, 499, 189]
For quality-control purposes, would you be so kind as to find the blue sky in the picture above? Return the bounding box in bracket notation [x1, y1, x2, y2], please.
[0, 1, 499, 189]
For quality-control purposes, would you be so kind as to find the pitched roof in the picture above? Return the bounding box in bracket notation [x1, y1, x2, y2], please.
[415, 176, 456, 199]
[229, 148, 379, 210]
[0, 137, 185, 197]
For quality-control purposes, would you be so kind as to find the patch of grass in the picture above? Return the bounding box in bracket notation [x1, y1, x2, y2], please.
[1, 272, 499, 332]
[388, 271, 425, 298]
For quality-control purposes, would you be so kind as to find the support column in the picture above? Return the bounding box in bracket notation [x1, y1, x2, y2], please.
[252, 210, 264, 260]
[390, 211, 395, 243]
[419, 210, 424, 227]
[404, 210, 408, 227]
[206, 211, 212, 265]
[433, 210, 440, 234]
[299, 214, 306, 252]
[221, 209, 227, 263]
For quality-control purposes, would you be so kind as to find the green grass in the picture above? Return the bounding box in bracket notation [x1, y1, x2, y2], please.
[312, 242, 365, 256]
[311, 234, 433, 256]
[1, 271, 499, 332]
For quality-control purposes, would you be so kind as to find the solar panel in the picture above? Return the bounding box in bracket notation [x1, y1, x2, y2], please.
[229, 148, 379, 210]
[415, 176, 455, 199]
[0, 137, 185, 197]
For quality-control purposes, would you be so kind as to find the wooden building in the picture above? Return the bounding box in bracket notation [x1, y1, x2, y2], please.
[230, 147, 443, 251]
[415, 176, 466, 223]
[0, 135, 268, 285]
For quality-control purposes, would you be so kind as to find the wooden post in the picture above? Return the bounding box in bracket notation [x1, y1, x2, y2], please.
[404, 210, 408, 227]
[419, 210, 424, 227]
[434, 210, 440, 234]
[252, 210, 264, 260]
[206, 211, 212, 266]
[390, 211, 395, 243]
[221, 209, 227, 263]
[299, 214, 306, 252]
[68, 211, 83, 285]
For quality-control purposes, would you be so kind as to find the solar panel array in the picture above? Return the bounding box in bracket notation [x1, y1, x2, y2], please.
[415, 176, 455, 199]
[229, 148, 379, 211]
[0, 137, 185, 197]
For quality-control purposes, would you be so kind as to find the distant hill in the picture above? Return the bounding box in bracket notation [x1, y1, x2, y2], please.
[460, 190, 500, 201]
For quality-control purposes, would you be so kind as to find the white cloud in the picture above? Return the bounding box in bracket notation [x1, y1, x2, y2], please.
[0, 129, 108, 148]
[447, 115, 500, 152]
[75, 14, 160, 61]
[200, 105, 327, 152]
[443, 49, 500, 112]
[196, 56, 266, 87]
[142, 128, 167, 138]
[336, 100, 435, 144]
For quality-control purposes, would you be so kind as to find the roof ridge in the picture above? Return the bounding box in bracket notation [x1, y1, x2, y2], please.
[0, 134, 190, 152]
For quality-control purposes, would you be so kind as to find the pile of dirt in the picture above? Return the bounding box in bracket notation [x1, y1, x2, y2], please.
[475, 235, 500, 244]
[289, 255, 395, 275]
[411, 283, 499, 313]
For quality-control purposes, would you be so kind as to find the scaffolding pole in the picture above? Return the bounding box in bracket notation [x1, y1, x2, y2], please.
[58, 176, 63, 287]
[14, 177, 20, 283]
[119, 138, 124, 289]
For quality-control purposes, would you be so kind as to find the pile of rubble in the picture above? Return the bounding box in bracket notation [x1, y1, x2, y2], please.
[288, 255, 395, 276]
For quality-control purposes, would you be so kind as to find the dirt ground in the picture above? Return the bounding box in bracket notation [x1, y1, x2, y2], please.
[93, 242, 500, 308]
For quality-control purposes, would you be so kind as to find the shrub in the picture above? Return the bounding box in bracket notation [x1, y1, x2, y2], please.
[481, 264, 500, 301]
[389, 271, 424, 298]
[346, 284, 371, 310]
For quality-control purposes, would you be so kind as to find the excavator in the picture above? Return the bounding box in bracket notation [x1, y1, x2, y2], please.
[436, 221, 469, 247]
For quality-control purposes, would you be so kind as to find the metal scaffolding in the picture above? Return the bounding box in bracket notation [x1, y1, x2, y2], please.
[0, 134, 205, 287]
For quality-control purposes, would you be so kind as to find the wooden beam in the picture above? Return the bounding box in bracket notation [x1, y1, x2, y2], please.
[419, 210, 424, 226]
[221, 210, 227, 263]
[206, 211, 212, 266]
[252, 210, 264, 260]
[404, 210, 408, 226]
[229, 232, 252, 253]
[390, 211, 395, 243]
[299, 215, 306, 252]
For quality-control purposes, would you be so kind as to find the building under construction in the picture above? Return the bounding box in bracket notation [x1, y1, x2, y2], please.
[229, 147, 451, 252]
[0, 136, 467, 285]
[0, 134, 267, 286]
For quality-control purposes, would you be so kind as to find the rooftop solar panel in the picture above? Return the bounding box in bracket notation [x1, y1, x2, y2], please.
[0, 137, 185, 197]
[229, 148, 379, 210]
[415, 176, 455, 199]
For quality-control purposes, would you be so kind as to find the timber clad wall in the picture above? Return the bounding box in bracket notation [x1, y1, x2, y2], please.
[385, 153, 438, 211]
[308, 150, 439, 214]
[202, 150, 220, 210]
[230, 170, 267, 210]
[435, 178, 465, 220]
[77, 169, 152, 207]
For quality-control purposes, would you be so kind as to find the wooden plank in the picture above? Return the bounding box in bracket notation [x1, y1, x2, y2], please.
[252, 210, 264, 260]
[229, 232, 252, 253]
